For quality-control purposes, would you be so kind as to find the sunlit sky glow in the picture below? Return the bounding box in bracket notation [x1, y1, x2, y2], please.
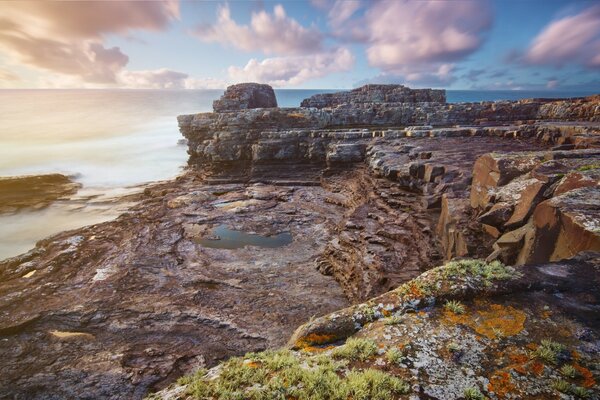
[0, 0, 599, 90]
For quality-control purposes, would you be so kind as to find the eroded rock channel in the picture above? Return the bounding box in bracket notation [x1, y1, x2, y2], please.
[1, 84, 599, 399]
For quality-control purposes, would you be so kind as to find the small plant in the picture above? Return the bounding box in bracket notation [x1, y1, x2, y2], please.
[333, 337, 378, 361]
[386, 348, 403, 365]
[552, 379, 571, 394]
[463, 386, 486, 400]
[560, 364, 577, 378]
[357, 305, 376, 322]
[345, 368, 410, 399]
[384, 315, 402, 325]
[443, 259, 521, 286]
[572, 386, 591, 399]
[444, 300, 466, 314]
[533, 339, 566, 364]
[577, 164, 600, 172]
[447, 342, 461, 353]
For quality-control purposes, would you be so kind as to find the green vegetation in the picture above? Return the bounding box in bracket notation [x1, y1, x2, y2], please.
[384, 315, 402, 325]
[345, 369, 410, 400]
[442, 259, 520, 286]
[444, 300, 466, 314]
[463, 386, 486, 400]
[385, 347, 403, 365]
[577, 164, 600, 172]
[161, 349, 410, 400]
[552, 379, 571, 394]
[446, 342, 460, 353]
[357, 305, 376, 322]
[333, 337, 378, 361]
[560, 364, 577, 378]
[533, 339, 566, 364]
[572, 386, 591, 399]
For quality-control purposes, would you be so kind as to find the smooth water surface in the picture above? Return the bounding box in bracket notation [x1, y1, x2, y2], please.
[197, 225, 293, 249]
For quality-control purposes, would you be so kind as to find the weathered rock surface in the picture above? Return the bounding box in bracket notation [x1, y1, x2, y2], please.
[212, 83, 277, 112]
[300, 84, 446, 108]
[2, 85, 600, 399]
[0, 173, 80, 214]
[156, 254, 600, 400]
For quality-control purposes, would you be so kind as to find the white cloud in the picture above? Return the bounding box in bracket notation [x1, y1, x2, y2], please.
[228, 48, 354, 87]
[0, 1, 179, 84]
[524, 5, 600, 69]
[193, 4, 323, 55]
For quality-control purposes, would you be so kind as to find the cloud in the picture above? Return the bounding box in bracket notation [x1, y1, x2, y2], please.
[523, 5, 600, 69]
[118, 68, 227, 89]
[0, 68, 20, 82]
[193, 4, 323, 55]
[228, 47, 354, 86]
[119, 68, 189, 89]
[0, 1, 179, 84]
[363, 0, 492, 71]
[356, 63, 456, 88]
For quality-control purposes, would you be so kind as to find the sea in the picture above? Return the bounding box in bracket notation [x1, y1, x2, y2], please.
[0, 88, 597, 260]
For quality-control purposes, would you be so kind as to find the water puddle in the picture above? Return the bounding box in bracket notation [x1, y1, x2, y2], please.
[197, 225, 292, 249]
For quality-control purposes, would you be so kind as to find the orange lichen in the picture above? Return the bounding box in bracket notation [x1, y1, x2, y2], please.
[442, 303, 526, 339]
[294, 332, 336, 349]
[507, 352, 529, 375]
[381, 309, 391, 317]
[488, 371, 515, 399]
[531, 361, 544, 376]
[541, 310, 552, 319]
[300, 345, 335, 353]
[574, 363, 596, 388]
[245, 361, 260, 368]
[403, 282, 424, 299]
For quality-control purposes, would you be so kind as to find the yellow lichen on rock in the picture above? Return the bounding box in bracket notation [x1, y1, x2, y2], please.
[443, 302, 526, 340]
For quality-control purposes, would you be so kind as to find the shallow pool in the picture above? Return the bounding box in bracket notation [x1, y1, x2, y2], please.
[197, 225, 293, 249]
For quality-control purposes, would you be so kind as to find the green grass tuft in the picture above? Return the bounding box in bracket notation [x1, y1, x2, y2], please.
[384, 315, 402, 325]
[533, 339, 566, 364]
[463, 386, 486, 400]
[572, 386, 591, 399]
[443, 259, 520, 286]
[345, 368, 410, 400]
[444, 300, 466, 314]
[552, 379, 571, 394]
[560, 364, 577, 378]
[385, 348, 403, 365]
[333, 337, 378, 361]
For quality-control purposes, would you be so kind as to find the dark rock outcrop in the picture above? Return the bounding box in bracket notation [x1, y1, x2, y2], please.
[212, 83, 277, 112]
[0, 174, 80, 214]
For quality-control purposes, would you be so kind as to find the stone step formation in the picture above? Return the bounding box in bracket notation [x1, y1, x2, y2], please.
[1, 83, 599, 400]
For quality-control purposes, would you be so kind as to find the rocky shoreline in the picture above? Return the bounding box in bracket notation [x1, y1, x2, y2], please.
[1, 84, 599, 399]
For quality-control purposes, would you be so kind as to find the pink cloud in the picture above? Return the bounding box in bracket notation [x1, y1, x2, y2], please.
[193, 4, 323, 55]
[363, 0, 491, 70]
[524, 5, 600, 69]
[0, 1, 178, 84]
[228, 48, 355, 86]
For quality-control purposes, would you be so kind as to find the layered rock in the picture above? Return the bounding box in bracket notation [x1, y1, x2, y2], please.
[300, 84, 446, 108]
[212, 83, 277, 112]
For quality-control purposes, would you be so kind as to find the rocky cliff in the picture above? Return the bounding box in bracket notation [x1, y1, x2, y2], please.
[300, 84, 446, 108]
[2, 84, 599, 400]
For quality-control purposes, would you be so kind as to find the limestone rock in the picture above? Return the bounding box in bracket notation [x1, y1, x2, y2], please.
[0, 174, 80, 214]
[213, 83, 277, 112]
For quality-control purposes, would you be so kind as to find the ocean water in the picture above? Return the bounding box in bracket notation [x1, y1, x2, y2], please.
[0, 88, 597, 260]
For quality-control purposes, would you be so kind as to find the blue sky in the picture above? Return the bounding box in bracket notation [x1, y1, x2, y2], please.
[0, 0, 598, 90]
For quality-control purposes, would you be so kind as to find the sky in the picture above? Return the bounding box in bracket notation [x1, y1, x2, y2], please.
[0, 0, 599, 90]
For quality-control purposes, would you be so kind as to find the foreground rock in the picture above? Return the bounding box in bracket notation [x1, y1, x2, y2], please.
[212, 83, 277, 112]
[0, 173, 80, 214]
[155, 255, 600, 400]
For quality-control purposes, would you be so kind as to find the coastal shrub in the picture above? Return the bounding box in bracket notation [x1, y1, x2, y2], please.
[333, 337, 378, 361]
[552, 379, 571, 394]
[169, 349, 410, 400]
[572, 386, 591, 399]
[463, 386, 486, 400]
[560, 364, 577, 378]
[443, 259, 519, 286]
[533, 339, 566, 364]
[385, 348, 403, 365]
[444, 300, 466, 314]
[345, 369, 410, 399]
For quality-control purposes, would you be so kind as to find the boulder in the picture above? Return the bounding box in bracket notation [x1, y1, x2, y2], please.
[517, 187, 600, 264]
[213, 83, 277, 112]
